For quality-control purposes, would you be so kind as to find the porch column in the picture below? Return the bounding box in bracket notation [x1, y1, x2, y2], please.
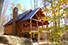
[37, 21, 39, 43]
[46, 25, 50, 41]
[30, 33, 32, 39]
[42, 22, 45, 42]
[43, 32, 45, 42]
[30, 19, 32, 39]
[37, 33, 39, 43]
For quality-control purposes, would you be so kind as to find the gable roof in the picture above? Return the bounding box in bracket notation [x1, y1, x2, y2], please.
[20, 8, 40, 22]
[4, 8, 40, 26]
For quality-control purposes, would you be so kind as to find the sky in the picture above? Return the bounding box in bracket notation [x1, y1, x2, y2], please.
[3, 0, 44, 17]
[15, 0, 32, 9]
[1, 0, 34, 19]
[3, 0, 51, 16]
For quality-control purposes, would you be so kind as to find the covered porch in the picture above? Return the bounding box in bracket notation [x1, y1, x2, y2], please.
[30, 31, 49, 42]
[29, 18, 50, 43]
[20, 8, 50, 43]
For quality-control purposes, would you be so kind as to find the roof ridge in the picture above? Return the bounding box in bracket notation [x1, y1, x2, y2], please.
[18, 9, 32, 21]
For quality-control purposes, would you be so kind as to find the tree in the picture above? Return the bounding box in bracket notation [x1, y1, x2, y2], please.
[0, 0, 4, 20]
[17, 3, 27, 13]
[0, 0, 11, 31]
[42, 0, 68, 43]
[10, 2, 27, 19]
[0, 0, 4, 31]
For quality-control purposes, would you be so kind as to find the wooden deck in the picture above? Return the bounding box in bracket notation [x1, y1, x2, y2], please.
[33, 41, 68, 45]
[33, 41, 49, 45]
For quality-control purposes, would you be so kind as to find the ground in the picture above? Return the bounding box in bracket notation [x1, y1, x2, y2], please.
[0, 34, 33, 45]
[0, 31, 68, 45]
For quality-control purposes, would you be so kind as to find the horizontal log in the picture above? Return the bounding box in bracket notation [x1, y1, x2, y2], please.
[32, 18, 44, 23]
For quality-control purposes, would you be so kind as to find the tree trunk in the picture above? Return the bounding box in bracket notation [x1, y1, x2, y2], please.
[0, 0, 4, 30]
[53, 0, 57, 31]
[0, 0, 4, 18]
[54, 15, 57, 31]
[58, 15, 60, 28]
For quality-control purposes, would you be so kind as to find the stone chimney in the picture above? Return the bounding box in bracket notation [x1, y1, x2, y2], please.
[12, 7, 18, 35]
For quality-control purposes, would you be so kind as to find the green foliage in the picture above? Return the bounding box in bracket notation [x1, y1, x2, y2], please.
[65, 8, 68, 13]
[49, 25, 68, 43]
[17, 3, 22, 11]
[42, 0, 68, 43]
[65, 25, 68, 30]
[38, 17, 40, 20]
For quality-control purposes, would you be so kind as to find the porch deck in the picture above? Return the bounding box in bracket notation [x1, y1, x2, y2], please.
[33, 41, 49, 45]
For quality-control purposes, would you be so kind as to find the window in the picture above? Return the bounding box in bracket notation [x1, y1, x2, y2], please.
[23, 24, 27, 27]
[18, 24, 19, 29]
[27, 24, 30, 26]
[32, 20, 36, 23]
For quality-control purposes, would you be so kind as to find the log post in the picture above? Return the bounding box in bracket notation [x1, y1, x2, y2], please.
[43, 32, 45, 42]
[42, 22, 43, 29]
[37, 33, 39, 43]
[30, 19, 32, 39]
[42, 22, 45, 42]
[37, 21, 39, 43]
[30, 33, 32, 39]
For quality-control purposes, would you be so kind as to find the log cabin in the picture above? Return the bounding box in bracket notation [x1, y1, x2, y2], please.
[4, 7, 49, 43]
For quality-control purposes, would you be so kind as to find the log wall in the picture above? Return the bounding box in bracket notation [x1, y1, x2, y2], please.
[4, 24, 13, 35]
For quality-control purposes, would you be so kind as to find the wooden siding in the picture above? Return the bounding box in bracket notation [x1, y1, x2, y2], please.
[4, 21, 21, 35]
[4, 20, 46, 35]
[4, 24, 12, 35]
[20, 20, 37, 32]
[17, 22, 20, 34]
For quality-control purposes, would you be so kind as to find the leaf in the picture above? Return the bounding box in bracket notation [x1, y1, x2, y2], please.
[56, 12, 59, 15]
[59, 0, 63, 2]
[52, 13, 55, 16]
[17, 3, 22, 11]
[54, 34, 59, 41]
[29, 32, 31, 34]
[50, 40, 53, 43]
[38, 17, 40, 20]
[66, 1, 68, 4]
[38, 32, 40, 35]
[43, 12, 46, 14]
[47, 6, 50, 8]
[39, 31, 42, 33]
[42, 17, 48, 21]
[57, 32, 61, 35]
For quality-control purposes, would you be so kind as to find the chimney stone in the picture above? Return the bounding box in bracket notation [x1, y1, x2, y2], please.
[12, 7, 18, 35]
